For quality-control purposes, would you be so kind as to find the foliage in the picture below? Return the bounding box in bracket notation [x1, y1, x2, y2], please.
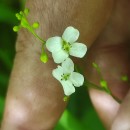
[0, 1, 105, 129]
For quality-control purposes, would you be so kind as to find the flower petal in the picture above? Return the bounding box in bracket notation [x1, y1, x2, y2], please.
[61, 80, 75, 96]
[52, 66, 63, 81]
[69, 72, 84, 87]
[52, 50, 68, 63]
[46, 37, 62, 53]
[62, 26, 79, 43]
[62, 58, 74, 73]
[69, 43, 87, 58]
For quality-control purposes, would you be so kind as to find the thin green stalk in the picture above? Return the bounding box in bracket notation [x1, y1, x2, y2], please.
[85, 79, 121, 104]
[27, 27, 46, 44]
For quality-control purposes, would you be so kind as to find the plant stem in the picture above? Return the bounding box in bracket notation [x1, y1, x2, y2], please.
[27, 27, 46, 44]
[85, 79, 121, 104]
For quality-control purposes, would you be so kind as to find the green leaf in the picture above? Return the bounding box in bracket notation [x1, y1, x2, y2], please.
[0, 97, 5, 121]
[0, 49, 12, 70]
[0, 72, 9, 87]
[82, 108, 105, 130]
[55, 110, 86, 130]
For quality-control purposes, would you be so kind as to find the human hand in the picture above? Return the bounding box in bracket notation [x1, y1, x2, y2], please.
[86, 0, 130, 129]
[1, 0, 130, 130]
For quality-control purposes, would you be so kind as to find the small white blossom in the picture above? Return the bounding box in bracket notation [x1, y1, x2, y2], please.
[46, 26, 87, 63]
[52, 58, 84, 96]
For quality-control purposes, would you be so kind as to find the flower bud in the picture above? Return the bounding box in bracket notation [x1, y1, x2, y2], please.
[32, 22, 39, 29]
[16, 13, 22, 20]
[40, 52, 48, 63]
[100, 80, 107, 88]
[20, 11, 24, 15]
[13, 26, 20, 32]
[24, 8, 30, 15]
[21, 18, 29, 28]
[63, 96, 69, 102]
[121, 75, 128, 82]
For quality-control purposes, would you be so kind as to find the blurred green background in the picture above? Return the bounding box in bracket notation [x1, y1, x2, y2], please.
[0, 1, 105, 130]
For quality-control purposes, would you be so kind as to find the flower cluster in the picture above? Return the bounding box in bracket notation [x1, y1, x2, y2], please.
[13, 9, 48, 63]
[52, 58, 84, 96]
[13, 9, 124, 103]
[13, 9, 87, 97]
[46, 26, 87, 96]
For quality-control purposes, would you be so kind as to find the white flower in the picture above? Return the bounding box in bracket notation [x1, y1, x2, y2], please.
[52, 58, 84, 96]
[46, 26, 87, 63]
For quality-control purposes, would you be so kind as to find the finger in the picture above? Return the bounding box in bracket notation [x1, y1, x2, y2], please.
[85, 0, 130, 128]
[1, 46, 66, 130]
[1, 0, 113, 130]
[85, 41, 130, 128]
[86, 37, 130, 129]
[111, 90, 130, 130]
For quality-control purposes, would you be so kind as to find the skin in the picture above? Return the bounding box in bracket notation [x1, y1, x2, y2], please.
[1, 0, 130, 130]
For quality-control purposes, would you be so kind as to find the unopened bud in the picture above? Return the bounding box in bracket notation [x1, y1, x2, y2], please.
[24, 8, 30, 15]
[21, 18, 29, 28]
[16, 13, 22, 20]
[13, 26, 20, 32]
[100, 80, 107, 88]
[121, 75, 128, 82]
[40, 52, 48, 63]
[63, 96, 69, 102]
[20, 11, 24, 15]
[32, 22, 39, 29]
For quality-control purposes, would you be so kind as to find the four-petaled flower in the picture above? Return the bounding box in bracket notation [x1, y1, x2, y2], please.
[52, 58, 84, 96]
[46, 26, 87, 63]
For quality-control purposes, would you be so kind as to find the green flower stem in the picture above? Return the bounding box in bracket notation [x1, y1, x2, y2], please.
[14, 9, 48, 63]
[26, 24, 46, 44]
[74, 65, 121, 103]
[17, 11, 46, 44]
[111, 93, 121, 104]
[85, 79, 121, 104]
[29, 29, 46, 44]
[85, 80, 104, 91]
[92, 62, 103, 79]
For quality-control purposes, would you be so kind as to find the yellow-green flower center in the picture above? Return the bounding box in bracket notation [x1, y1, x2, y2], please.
[61, 74, 70, 81]
[62, 40, 72, 53]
